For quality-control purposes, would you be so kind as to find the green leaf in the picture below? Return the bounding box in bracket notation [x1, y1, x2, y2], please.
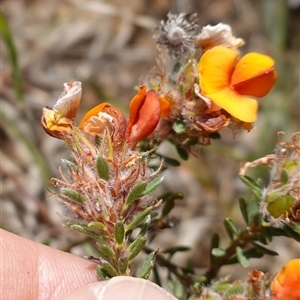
[210, 233, 220, 263]
[141, 176, 164, 196]
[118, 257, 128, 274]
[176, 145, 189, 160]
[125, 207, 153, 232]
[163, 246, 190, 256]
[62, 188, 85, 204]
[236, 246, 249, 268]
[239, 198, 249, 224]
[162, 156, 181, 167]
[61, 159, 77, 171]
[211, 248, 226, 257]
[161, 192, 184, 217]
[69, 224, 100, 240]
[252, 242, 278, 256]
[138, 251, 157, 279]
[239, 175, 262, 200]
[125, 181, 147, 206]
[283, 223, 300, 242]
[224, 218, 238, 240]
[247, 197, 260, 223]
[88, 221, 107, 231]
[95, 243, 115, 259]
[100, 259, 118, 277]
[0, 11, 23, 101]
[114, 220, 125, 245]
[280, 169, 289, 184]
[138, 215, 151, 236]
[96, 266, 109, 280]
[127, 236, 147, 260]
[96, 156, 110, 181]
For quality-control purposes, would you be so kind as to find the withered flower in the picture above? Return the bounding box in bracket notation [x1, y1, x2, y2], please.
[41, 81, 82, 139]
[196, 23, 244, 52]
[154, 12, 199, 60]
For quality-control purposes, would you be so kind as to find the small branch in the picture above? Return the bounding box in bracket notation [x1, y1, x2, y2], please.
[203, 222, 263, 284]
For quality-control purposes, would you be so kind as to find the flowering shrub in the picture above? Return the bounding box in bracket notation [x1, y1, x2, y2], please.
[41, 12, 299, 300]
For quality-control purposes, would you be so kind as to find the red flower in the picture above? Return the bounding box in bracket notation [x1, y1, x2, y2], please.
[125, 86, 170, 148]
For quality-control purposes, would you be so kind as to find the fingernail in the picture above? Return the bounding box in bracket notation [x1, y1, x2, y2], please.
[93, 276, 177, 300]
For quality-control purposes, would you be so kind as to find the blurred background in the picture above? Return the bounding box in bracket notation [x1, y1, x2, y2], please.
[1, 0, 299, 282]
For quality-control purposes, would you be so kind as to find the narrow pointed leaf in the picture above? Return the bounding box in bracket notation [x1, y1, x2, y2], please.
[239, 175, 262, 192]
[141, 176, 164, 196]
[239, 197, 249, 223]
[100, 259, 118, 277]
[176, 145, 189, 160]
[252, 242, 278, 256]
[62, 188, 85, 204]
[88, 221, 107, 231]
[61, 159, 77, 171]
[95, 243, 115, 259]
[118, 257, 129, 274]
[96, 266, 109, 280]
[114, 220, 125, 245]
[224, 217, 238, 240]
[125, 181, 147, 206]
[125, 207, 153, 232]
[69, 224, 99, 239]
[210, 233, 220, 263]
[96, 156, 110, 181]
[127, 236, 147, 260]
[138, 251, 157, 279]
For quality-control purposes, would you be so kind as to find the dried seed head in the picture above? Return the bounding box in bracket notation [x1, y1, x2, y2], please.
[154, 12, 199, 60]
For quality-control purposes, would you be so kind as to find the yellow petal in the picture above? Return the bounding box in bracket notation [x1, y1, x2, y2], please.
[231, 53, 277, 97]
[198, 46, 238, 95]
[204, 88, 258, 122]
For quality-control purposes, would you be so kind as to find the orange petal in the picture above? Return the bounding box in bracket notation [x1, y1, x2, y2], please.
[198, 46, 238, 95]
[41, 81, 82, 139]
[202, 88, 258, 123]
[271, 259, 300, 300]
[126, 89, 161, 148]
[126, 86, 147, 136]
[158, 96, 170, 118]
[231, 52, 277, 97]
[79, 103, 112, 129]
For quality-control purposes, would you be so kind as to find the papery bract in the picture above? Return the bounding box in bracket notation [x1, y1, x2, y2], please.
[198, 46, 277, 123]
[126, 86, 170, 148]
[196, 23, 244, 52]
[41, 81, 82, 139]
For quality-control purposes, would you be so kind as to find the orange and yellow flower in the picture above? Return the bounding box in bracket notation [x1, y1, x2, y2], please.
[198, 46, 277, 123]
[78, 85, 170, 148]
[41, 82, 170, 148]
[270, 258, 300, 300]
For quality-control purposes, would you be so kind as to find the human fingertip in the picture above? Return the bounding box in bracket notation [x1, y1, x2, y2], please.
[97, 276, 177, 300]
